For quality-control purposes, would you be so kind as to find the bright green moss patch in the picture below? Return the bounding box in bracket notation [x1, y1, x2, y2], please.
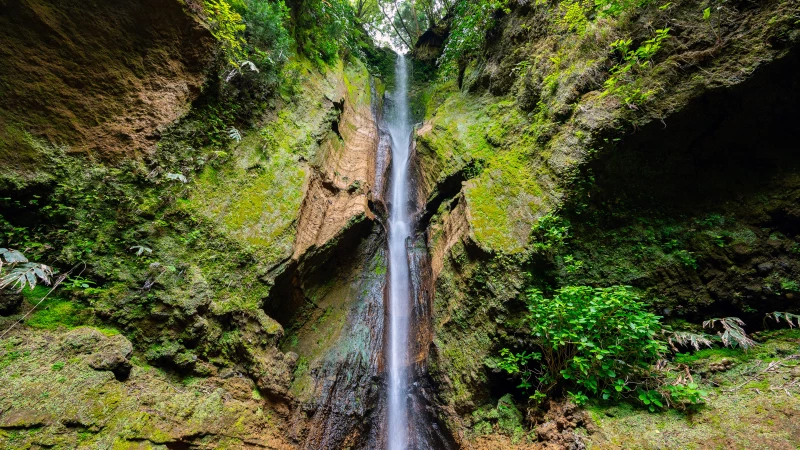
[21, 286, 88, 330]
[418, 91, 548, 253]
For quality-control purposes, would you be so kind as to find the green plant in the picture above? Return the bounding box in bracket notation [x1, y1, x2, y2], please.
[602, 28, 670, 106]
[500, 286, 666, 404]
[294, 0, 359, 65]
[636, 388, 663, 412]
[562, 254, 584, 274]
[0, 248, 53, 291]
[663, 382, 706, 409]
[674, 249, 697, 269]
[531, 214, 570, 253]
[703, 317, 756, 350]
[594, 0, 653, 17]
[780, 279, 800, 293]
[438, 0, 511, 77]
[557, 0, 590, 35]
[62, 275, 96, 291]
[204, 0, 247, 68]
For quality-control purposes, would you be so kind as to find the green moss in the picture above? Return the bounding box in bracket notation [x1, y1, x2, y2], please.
[21, 286, 89, 330]
[470, 394, 528, 441]
[417, 91, 549, 253]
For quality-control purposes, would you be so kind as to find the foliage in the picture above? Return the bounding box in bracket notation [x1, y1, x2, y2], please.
[438, 0, 510, 77]
[665, 330, 713, 352]
[530, 214, 571, 254]
[293, 0, 360, 65]
[765, 311, 800, 329]
[0, 248, 53, 292]
[204, 0, 248, 68]
[228, 0, 291, 86]
[673, 249, 697, 269]
[195, 0, 293, 141]
[602, 28, 670, 107]
[703, 317, 756, 350]
[556, 0, 590, 35]
[594, 0, 653, 18]
[500, 286, 666, 405]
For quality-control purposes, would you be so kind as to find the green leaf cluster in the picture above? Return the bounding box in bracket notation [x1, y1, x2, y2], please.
[501, 286, 668, 405]
[601, 27, 670, 106]
[204, 0, 248, 68]
[438, 0, 510, 77]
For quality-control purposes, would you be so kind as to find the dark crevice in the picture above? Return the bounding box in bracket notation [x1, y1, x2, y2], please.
[331, 98, 345, 140]
[417, 158, 484, 233]
[265, 217, 376, 330]
[582, 48, 800, 216]
[562, 47, 800, 324]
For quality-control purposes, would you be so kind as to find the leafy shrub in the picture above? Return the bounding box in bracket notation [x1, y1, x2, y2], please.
[230, 0, 291, 83]
[530, 214, 571, 254]
[500, 286, 666, 404]
[293, 0, 359, 65]
[557, 0, 590, 35]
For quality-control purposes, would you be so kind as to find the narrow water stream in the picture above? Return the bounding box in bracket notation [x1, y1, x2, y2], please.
[386, 54, 413, 450]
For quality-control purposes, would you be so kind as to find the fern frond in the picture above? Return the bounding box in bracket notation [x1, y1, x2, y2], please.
[228, 127, 242, 142]
[165, 173, 188, 183]
[766, 311, 800, 329]
[239, 60, 259, 73]
[0, 248, 28, 265]
[703, 317, 756, 350]
[130, 245, 153, 257]
[0, 262, 53, 291]
[667, 331, 714, 351]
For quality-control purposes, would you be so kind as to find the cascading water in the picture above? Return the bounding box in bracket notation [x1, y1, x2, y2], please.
[386, 54, 413, 450]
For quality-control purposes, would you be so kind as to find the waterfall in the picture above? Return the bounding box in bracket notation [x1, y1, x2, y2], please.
[386, 54, 412, 450]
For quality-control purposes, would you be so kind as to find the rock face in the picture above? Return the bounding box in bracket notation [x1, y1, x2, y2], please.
[292, 72, 379, 260]
[0, 0, 213, 185]
[408, 0, 800, 444]
[0, 327, 295, 449]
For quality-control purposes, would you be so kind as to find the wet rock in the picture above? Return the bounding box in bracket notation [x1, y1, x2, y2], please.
[757, 262, 774, 274]
[0, 408, 51, 429]
[62, 327, 105, 354]
[708, 358, 736, 373]
[87, 334, 133, 381]
[0, 290, 22, 316]
[251, 349, 293, 399]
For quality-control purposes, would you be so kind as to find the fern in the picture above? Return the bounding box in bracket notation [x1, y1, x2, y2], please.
[228, 127, 242, 142]
[666, 330, 714, 352]
[765, 311, 800, 329]
[0, 248, 53, 291]
[165, 173, 188, 183]
[224, 60, 260, 82]
[130, 245, 153, 257]
[703, 317, 756, 350]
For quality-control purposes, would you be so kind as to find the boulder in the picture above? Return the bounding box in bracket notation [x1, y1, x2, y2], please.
[0, 290, 22, 315]
[87, 334, 133, 381]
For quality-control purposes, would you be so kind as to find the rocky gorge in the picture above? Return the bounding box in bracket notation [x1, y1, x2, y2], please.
[1, 0, 800, 448]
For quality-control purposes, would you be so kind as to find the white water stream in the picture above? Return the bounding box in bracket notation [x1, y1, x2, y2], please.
[386, 54, 412, 450]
